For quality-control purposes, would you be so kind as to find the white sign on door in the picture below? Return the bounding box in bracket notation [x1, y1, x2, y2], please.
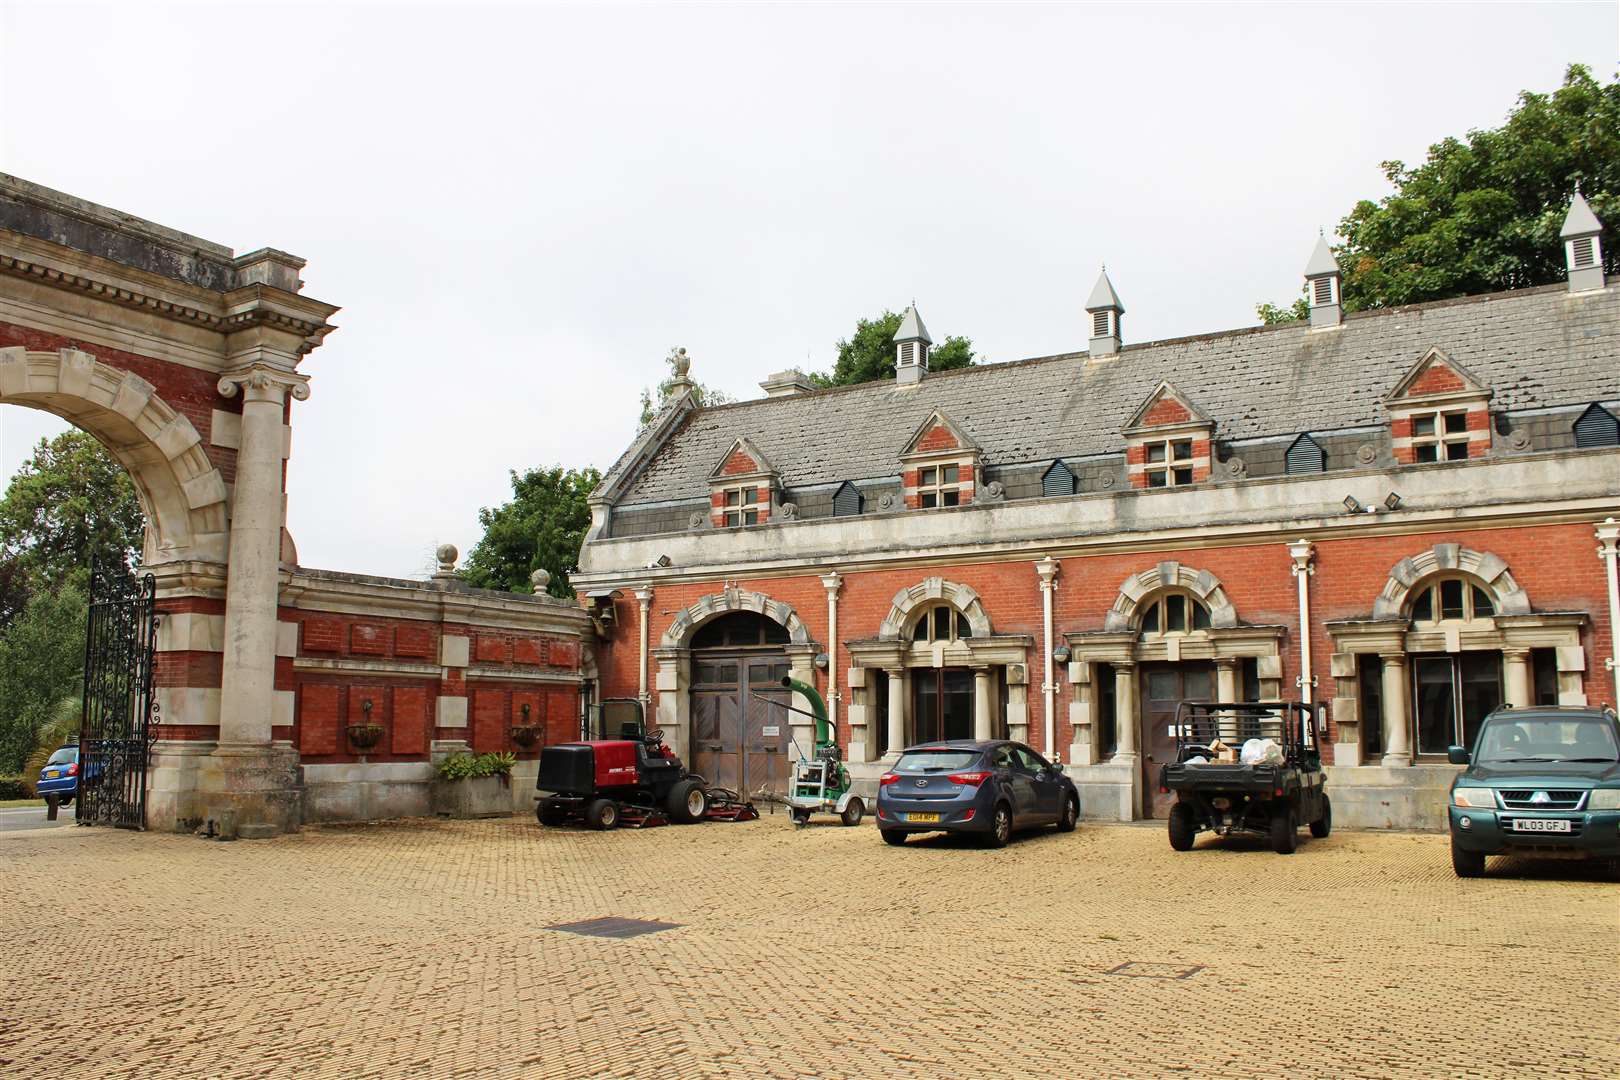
[762, 725, 780, 737]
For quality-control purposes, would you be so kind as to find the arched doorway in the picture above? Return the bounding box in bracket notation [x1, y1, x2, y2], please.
[687, 612, 792, 797]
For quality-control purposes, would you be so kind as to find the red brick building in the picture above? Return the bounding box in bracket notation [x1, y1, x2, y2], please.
[575, 202, 1620, 828]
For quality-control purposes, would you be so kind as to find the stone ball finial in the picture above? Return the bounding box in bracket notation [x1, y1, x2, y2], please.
[530, 568, 551, 591]
[671, 347, 690, 377]
[435, 544, 458, 571]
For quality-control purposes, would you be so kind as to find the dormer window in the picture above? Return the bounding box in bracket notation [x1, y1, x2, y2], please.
[832, 481, 864, 517]
[1573, 403, 1620, 448]
[1042, 460, 1078, 497]
[1285, 433, 1327, 474]
[720, 485, 761, 527]
[918, 464, 962, 508]
[1145, 439, 1195, 487]
[1410, 409, 1471, 462]
[1409, 577, 1495, 623]
[912, 604, 973, 643]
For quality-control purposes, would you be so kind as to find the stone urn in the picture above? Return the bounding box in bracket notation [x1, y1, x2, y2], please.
[509, 726, 539, 749]
[347, 723, 385, 751]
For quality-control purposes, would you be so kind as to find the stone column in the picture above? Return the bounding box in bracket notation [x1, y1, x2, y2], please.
[973, 667, 992, 741]
[820, 572, 843, 730]
[885, 667, 906, 760]
[1596, 518, 1620, 708]
[1113, 661, 1139, 758]
[1379, 652, 1412, 767]
[1503, 647, 1532, 709]
[1214, 657, 1241, 742]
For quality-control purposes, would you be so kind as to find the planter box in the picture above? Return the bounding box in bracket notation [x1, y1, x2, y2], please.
[430, 775, 513, 819]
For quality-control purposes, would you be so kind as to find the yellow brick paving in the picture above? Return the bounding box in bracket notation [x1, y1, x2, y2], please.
[1, 816, 1615, 1079]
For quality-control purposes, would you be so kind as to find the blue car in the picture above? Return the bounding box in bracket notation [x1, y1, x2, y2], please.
[36, 745, 79, 807]
[876, 740, 1079, 848]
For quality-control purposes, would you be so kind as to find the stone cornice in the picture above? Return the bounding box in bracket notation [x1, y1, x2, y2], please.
[280, 568, 591, 634]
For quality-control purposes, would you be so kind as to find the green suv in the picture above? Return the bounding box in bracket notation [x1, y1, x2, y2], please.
[1447, 706, 1620, 879]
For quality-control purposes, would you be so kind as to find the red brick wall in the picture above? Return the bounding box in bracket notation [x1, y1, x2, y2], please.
[1407, 364, 1465, 395]
[1141, 398, 1191, 426]
[915, 424, 959, 452]
[719, 448, 759, 475]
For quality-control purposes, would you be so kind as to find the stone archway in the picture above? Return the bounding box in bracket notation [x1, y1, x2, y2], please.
[0, 347, 229, 565]
[878, 576, 993, 639]
[660, 585, 811, 648]
[1371, 543, 1531, 620]
[1104, 560, 1238, 631]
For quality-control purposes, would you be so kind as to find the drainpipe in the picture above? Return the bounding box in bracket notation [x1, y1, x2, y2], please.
[820, 572, 843, 731]
[1288, 538, 1316, 714]
[634, 585, 653, 716]
[1036, 556, 1060, 755]
[1598, 519, 1620, 707]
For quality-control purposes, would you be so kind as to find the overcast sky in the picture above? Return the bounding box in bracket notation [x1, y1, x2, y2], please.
[1, 1, 1615, 579]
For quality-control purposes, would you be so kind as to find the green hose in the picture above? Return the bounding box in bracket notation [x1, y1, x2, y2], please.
[781, 676, 831, 750]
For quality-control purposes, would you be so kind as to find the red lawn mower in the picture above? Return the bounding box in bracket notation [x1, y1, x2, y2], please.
[534, 699, 756, 829]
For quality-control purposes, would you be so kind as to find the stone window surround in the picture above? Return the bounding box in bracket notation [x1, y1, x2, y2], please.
[716, 482, 765, 527]
[1124, 419, 1213, 489]
[1405, 406, 1476, 462]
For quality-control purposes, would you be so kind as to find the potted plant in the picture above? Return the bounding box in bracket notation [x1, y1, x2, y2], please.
[347, 699, 385, 750]
[509, 702, 539, 748]
[430, 751, 518, 818]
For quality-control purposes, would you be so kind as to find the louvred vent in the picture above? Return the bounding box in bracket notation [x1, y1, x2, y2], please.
[1042, 460, 1077, 497]
[1574, 403, 1619, 448]
[1092, 311, 1110, 337]
[832, 481, 863, 517]
[1571, 236, 1595, 268]
[1286, 433, 1326, 474]
[1313, 276, 1333, 305]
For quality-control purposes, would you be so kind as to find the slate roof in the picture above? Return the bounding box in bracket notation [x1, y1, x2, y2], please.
[610, 281, 1618, 507]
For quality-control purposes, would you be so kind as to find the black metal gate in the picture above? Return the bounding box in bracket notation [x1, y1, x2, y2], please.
[76, 570, 160, 828]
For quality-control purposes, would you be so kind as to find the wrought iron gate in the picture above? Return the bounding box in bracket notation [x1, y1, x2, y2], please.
[76, 570, 160, 828]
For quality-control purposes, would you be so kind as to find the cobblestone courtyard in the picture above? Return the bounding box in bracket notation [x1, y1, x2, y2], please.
[2, 814, 1615, 1079]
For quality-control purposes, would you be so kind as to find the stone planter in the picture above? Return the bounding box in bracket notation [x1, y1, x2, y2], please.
[346, 723, 386, 751]
[431, 774, 512, 819]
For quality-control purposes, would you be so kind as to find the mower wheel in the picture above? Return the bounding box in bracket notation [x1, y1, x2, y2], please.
[585, 798, 620, 831]
[537, 803, 567, 827]
[791, 808, 811, 826]
[840, 797, 865, 827]
[880, 829, 907, 846]
[667, 779, 708, 824]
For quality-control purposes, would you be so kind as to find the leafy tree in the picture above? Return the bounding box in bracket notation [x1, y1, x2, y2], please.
[812, 310, 975, 387]
[1259, 64, 1620, 324]
[638, 348, 734, 427]
[20, 695, 82, 797]
[460, 465, 602, 599]
[0, 573, 87, 773]
[0, 429, 143, 623]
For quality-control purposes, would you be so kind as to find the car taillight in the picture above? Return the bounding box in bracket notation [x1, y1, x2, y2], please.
[879, 773, 899, 786]
[948, 771, 991, 786]
[67, 763, 78, 776]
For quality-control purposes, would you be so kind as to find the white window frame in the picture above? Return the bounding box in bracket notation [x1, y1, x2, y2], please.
[917, 463, 963, 508]
[719, 485, 761, 527]
[1410, 409, 1471, 463]
[912, 604, 972, 643]
[1137, 591, 1212, 638]
[1144, 438, 1195, 488]
[1408, 576, 1496, 625]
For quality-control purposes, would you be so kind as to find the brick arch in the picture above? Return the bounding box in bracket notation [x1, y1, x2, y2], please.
[878, 576, 993, 640]
[0, 347, 229, 565]
[1104, 561, 1238, 632]
[1371, 543, 1531, 620]
[660, 586, 811, 648]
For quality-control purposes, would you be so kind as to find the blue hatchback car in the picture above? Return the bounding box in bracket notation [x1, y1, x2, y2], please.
[36, 745, 79, 806]
[876, 740, 1079, 847]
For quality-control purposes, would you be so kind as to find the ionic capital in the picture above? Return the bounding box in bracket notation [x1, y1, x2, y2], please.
[217, 365, 310, 405]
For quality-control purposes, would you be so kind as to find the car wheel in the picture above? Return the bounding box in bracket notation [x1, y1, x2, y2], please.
[585, 798, 619, 831]
[1451, 839, 1485, 878]
[1309, 795, 1332, 839]
[840, 797, 865, 827]
[984, 803, 1012, 849]
[1056, 794, 1079, 833]
[880, 829, 907, 846]
[1269, 808, 1297, 855]
[666, 779, 708, 824]
[1168, 802, 1197, 852]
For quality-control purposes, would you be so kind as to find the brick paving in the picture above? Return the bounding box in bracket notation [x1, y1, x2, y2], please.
[1, 815, 1615, 1079]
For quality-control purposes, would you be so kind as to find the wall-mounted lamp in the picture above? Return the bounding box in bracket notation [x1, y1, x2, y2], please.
[1342, 495, 1364, 514]
[813, 652, 830, 671]
[1384, 492, 1403, 511]
[1052, 645, 1072, 664]
[648, 554, 673, 568]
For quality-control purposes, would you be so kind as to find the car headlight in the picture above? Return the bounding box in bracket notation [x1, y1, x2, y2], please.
[1588, 789, 1620, 811]
[1452, 787, 1497, 809]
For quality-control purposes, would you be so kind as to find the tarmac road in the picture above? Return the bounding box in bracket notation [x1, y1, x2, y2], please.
[0, 804, 76, 832]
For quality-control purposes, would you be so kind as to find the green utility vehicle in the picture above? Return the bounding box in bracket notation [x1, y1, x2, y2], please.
[771, 676, 865, 827]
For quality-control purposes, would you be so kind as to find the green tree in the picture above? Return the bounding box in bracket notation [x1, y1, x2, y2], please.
[460, 465, 602, 599]
[0, 573, 87, 773]
[1258, 64, 1620, 324]
[639, 348, 734, 427]
[0, 429, 143, 623]
[812, 310, 975, 387]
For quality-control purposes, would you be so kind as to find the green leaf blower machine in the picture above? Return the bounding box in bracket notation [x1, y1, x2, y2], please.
[770, 676, 865, 827]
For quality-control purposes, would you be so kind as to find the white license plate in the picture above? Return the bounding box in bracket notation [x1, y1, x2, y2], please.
[1510, 818, 1571, 833]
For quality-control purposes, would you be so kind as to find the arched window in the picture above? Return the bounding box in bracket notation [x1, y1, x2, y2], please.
[1138, 592, 1212, 636]
[911, 604, 973, 643]
[691, 611, 791, 649]
[1408, 576, 1495, 623]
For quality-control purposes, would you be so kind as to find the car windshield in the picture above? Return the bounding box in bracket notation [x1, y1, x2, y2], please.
[895, 750, 979, 772]
[46, 747, 76, 765]
[1475, 717, 1619, 763]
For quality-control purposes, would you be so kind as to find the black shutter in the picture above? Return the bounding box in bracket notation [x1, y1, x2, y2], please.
[1285, 434, 1326, 474]
[1042, 461, 1077, 497]
[832, 481, 863, 517]
[1573, 403, 1619, 448]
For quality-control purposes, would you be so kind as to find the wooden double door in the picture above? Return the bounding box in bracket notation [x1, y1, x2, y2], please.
[690, 655, 792, 798]
[1140, 662, 1215, 819]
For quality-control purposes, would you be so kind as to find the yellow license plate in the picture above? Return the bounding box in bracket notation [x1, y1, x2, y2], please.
[44, 770, 59, 779]
[906, 812, 940, 823]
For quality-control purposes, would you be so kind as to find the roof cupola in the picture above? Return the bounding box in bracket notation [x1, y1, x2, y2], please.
[1085, 268, 1123, 356]
[893, 304, 931, 386]
[1304, 235, 1342, 328]
[1561, 191, 1605, 294]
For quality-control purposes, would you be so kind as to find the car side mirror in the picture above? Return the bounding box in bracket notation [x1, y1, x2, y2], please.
[1447, 745, 1469, 766]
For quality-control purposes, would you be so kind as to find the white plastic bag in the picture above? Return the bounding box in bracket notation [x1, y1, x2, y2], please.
[1240, 738, 1283, 765]
[1185, 755, 1209, 765]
